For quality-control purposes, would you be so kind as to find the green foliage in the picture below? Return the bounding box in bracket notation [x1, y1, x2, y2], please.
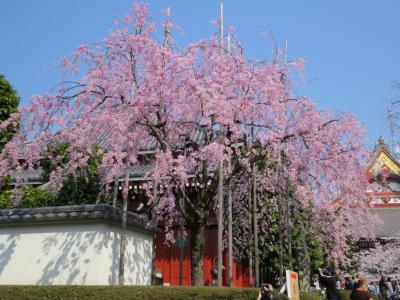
[2, 285, 379, 300]
[19, 186, 55, 208]
[1, 286, 376, 300]
[253, 193, 323, 284]
[0, 142, 103, 210]
[0, 74, 20, 150]
[300, 291, 321, 300]
[0, 186, 55, 209]
[340, 237, 360, 275]
[0, 286, 285, 300]
[41, 142, 103, 206]
[0, 189, 13, 209]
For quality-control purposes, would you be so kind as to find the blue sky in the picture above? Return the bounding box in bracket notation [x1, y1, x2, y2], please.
[1, 1, 399, 149]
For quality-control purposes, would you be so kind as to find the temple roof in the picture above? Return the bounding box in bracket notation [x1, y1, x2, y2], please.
[367, 137, 400, 179]
[367, 207, 400, 238]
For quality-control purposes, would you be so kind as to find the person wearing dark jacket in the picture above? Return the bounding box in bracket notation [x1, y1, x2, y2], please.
[256, 284, 277, 300]
[318, 268, 343, 300]
[380, 276, 389, 300]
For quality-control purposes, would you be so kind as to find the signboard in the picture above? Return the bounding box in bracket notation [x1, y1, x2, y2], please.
[286, 270, 300, 300]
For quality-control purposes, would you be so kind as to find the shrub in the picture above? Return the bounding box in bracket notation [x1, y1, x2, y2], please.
[0, 186, 55, 209]
[41, 142, 103, 206]
[0, 189, 13, 209]
[0, 286, 379, 300]
[19, 185, 55, 208]
[0, 286, 289, 300]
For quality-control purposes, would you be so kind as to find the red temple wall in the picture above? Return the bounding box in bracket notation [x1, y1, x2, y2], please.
[155, 227, 251, 287]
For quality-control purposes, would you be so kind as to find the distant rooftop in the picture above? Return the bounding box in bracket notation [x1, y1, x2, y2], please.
[367, 207, 400, 239]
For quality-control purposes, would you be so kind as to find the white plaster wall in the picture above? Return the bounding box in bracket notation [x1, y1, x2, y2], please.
[102, 224, 153, 285]
[0, 223, 153, 285]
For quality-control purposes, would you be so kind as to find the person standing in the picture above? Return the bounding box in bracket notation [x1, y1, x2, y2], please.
[256, 284, 277, 300]
[387, 278, 395, 300]
[318, 268, 343, 300]
[368, 281, 377, 295]
[210, 263, 218, 286]
[380, 276, 389, 300]
[350, 277, 373, 300]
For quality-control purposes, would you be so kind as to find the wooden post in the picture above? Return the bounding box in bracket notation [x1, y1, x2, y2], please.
[277, 151, 284, 287]
[179, 217, 184, 286]
[252, 162, 259, 287]
[112, 176, 118, 207]
[227, 155, 233, 287]
[118, 168, 130, 285]
[179, 148, 186, 286]
[286, 178, 293, 270]
[150, 160, 159, 285]
[217, 159, 224, 286]
[248, 175, 253, 287]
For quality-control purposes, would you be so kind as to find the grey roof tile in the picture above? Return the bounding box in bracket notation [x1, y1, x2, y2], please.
[0, 204, 157, 233]
[367, 207, 400, 238]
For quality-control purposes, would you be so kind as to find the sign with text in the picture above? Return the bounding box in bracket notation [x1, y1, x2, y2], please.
[286, 270, 300, 300]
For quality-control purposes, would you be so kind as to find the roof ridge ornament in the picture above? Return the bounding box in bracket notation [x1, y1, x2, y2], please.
[374, 136, 391, 154]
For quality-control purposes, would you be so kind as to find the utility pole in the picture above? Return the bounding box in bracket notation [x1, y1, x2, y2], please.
[225, 31, 234, 288]
[282, 39, 291, 269]
[388, 101, 400, 158]
[220, 3, 224, 53]
[217, 2, 225, 287]
[163, 7, 171, 48]
[277, 40, 288, 287]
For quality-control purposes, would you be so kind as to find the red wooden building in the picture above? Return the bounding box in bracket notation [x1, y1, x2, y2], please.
[155, 226, 251, 287]
[366, 138, 400, 208]
[362, 138, 400, 242]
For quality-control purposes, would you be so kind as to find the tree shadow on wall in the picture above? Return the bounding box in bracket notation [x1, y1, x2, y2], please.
[0, 224, 152, 285]
[124, 233, 153, 285]
[0, 234, 20, 276]
[36, 226, 106, 285]
[106, 228, 153, 285]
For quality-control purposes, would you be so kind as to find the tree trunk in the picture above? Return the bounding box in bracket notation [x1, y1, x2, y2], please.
[190, 221, 206, 286]
[118, 169, 130, 285]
